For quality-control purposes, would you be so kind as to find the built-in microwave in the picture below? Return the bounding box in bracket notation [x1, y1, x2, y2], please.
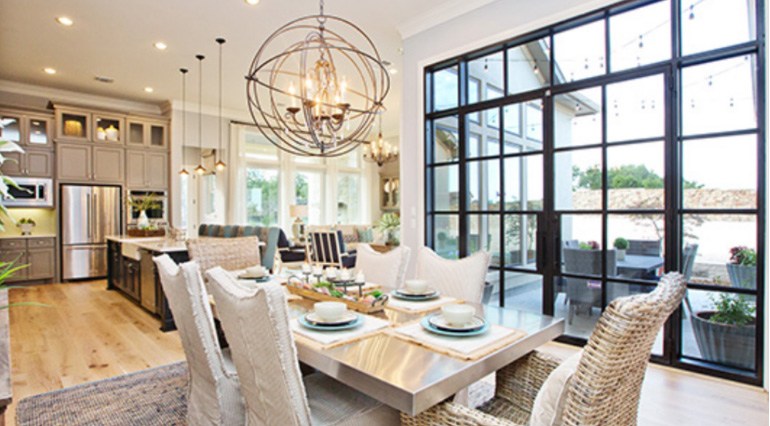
[127, 190, 168, 225]
[3, 177, 53, 207]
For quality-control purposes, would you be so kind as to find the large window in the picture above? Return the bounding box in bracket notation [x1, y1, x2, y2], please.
[245, 168, 279, 226]
[425, 0, 764, 385]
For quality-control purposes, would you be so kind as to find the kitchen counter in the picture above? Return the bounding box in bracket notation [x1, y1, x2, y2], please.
[105, 235, 187, 253]
[0, 234, 56, 239]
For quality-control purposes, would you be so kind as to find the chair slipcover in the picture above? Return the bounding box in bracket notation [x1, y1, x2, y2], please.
[415, 247, 490, 303]
[153, 256, 243, 426]
[355, 244, 411, 289]
[186, 236, 261, 273]
[205, 268, 399, 426]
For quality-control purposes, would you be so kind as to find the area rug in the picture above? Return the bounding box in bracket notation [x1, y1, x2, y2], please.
[16, 360, 495, 425]
[16, 362, 188, 426]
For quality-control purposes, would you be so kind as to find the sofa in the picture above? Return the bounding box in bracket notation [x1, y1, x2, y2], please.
[197, 224, 301, 270]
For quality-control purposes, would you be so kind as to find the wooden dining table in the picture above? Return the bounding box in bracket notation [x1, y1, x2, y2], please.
[214, 276, 565, 416]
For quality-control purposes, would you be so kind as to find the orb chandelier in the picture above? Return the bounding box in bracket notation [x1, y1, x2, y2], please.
[246, 0, 390, 157]
[363, 113, 398, 167]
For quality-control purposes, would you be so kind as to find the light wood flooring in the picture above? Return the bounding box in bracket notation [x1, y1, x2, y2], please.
[7, 281, 769, 425]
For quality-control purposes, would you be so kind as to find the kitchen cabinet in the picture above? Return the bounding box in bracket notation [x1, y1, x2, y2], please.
[126, 150, 167, 189]
[0, 111, 53, 148]
[123, 258, 141, 300]
[126, 118, 168, 149]
[0, 149, 54, 178]
[0, 237, 56, 283]
[57, 143, 124, 184]
[55, 107, 91, 142]
[93, 113, 125, 145]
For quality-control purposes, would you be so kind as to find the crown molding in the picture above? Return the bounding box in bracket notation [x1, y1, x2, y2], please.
[397, 0, 498, 40]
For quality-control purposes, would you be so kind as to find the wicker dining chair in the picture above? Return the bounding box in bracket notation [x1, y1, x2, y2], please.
[185, 236, 261, 273]
[401, 272, 687, 426]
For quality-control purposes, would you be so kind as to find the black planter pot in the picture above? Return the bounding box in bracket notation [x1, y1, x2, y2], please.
[691, 311, 755, 370]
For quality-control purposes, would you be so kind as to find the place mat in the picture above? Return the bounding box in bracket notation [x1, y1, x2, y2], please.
[386, 295, 458, 314]
[387, 321, 526, 361]
[291, 314, 391, 349]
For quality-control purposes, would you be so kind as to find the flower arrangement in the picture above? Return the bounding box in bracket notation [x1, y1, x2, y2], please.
[579, 241, 600, 250]
[729, 246, 756, 267]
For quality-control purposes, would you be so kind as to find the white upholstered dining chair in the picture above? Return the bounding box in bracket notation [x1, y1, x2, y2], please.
[205, 267, 400, 426]
[415, 247, 491, 303]
[355, 244, 411, 289]
[153, 255, 244, 426]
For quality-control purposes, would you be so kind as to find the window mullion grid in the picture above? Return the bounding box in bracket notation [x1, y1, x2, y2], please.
[498, 100, 506, 307]
[458, 61, 469, 258]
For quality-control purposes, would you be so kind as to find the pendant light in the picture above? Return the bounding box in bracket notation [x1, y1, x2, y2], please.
[215, 37, 227, 171]
[194, 54, 207, 175]
[178, 68, 190, 175]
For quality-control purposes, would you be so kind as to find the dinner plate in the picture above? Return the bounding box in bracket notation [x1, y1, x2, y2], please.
[395, 287, 438, 297]
[304, 311, 359, 327]
[238, 275, 271, 283]
[420, 315, 490, 337]
[428, 314, 486, 333]
[299, 314, 363, 331]
[390, 290, 440, 301]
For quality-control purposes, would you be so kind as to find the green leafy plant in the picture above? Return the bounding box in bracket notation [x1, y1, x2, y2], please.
[579, 241, 599, 250]
[729, 246, 757, 267]
[16, 217, 36, 226]
[128, 194, 162, 212]
[613, 237, 629, 250]
[377, 212, 400, 245]
[708, 293, 755, 326]
[0, 261, 48, 310]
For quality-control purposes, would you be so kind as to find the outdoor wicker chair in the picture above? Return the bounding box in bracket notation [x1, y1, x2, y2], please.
[185, 236, 261, 273]
[401, 272, 686, 426]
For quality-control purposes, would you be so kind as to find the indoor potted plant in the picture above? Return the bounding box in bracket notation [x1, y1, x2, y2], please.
[688, 293, 756, 370]
[376, 212, 400, 246]
[16, 217, 36, 236]
[128, 195, 161, 230]
[726, 246, 756, 290]
[613, 237, 629, 260]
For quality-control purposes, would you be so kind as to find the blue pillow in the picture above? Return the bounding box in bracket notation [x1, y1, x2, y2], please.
[357, 227, 374, 243]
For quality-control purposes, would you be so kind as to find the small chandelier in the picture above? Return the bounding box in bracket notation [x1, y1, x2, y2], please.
[246, 0, 390, 157]
[363, 113, 398, 167]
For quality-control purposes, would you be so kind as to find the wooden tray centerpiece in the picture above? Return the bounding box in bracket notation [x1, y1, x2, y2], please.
[285, 277, 388, 313]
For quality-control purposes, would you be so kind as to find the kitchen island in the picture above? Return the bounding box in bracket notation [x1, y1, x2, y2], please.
[106, 236, 189, 332]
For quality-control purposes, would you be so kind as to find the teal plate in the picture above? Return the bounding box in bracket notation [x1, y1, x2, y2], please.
[420, 314, 490, 337]
[390, 290, 440, 302]
[299, 314, 363, 331]
[239, 275, 271, 283]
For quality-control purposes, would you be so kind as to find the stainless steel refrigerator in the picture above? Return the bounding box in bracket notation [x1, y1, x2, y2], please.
[62, 185, 121, 280]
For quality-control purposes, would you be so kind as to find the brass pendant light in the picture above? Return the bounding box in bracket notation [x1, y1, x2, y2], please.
[215, 38, 227, 171]
[178, 68, 190, 176]
[194, 54, 207, 175]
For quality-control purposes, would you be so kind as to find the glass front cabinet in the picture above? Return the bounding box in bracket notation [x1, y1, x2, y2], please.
[126, 117, 168, 149]
[0, 110, 54, 148]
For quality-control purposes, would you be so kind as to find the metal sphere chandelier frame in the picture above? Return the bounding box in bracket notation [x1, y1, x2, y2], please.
[246, 0, 390, 157]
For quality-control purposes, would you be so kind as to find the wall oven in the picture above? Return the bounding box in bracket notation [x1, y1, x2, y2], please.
[127, 190, 167, 225]
[3, 177, 53, 207]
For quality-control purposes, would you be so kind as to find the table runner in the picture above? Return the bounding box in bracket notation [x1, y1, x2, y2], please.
[387, 321, 526, 361]
[386, 295, 458, 314]
[291, 314, 391, 349]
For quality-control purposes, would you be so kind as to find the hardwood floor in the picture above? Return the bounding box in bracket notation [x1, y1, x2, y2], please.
[6, 281, 769, 425]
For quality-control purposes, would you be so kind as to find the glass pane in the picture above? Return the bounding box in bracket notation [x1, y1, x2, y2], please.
[95, 117, 121, 142]
[244, 131, 279, 162]
[609, 0, 671, 71]
[246, 168, 279, 226]
[607, 74, 664, 142]
[504, 155, 543, 210]
[681, 0, 756, 55]
[468, 52, 504, 103]
[335, 150, 360, 168]
[468, 215, 501, 265]
[607, 281, 664, 355]
[554, 87, 602, 148]
[485, 104, 500, 129]
[525, 102, 543, 143]
[295, 170, 324, 224]
[337, 173, 361, 224]
[433, 66, 458, 111]
[493, 271, 543, 315]
[0, 115, 21, 143]
[503, 104, 521, 154]
[62, 113, 87, 138]
[504, 214, 538, 270]
[560, 214, 603, 274]
[150, 125, 165, 147]
[682, 289, 757, 371]
[466, 108, 499, 158]
[29, 119, 48, 145]
[683, 214, 757, 289]
[433, 164, 459, 211]
[468, 160, 500, 211]
[682, 55, 758, 135]
[554, 20, 606, 82]
[608, 214, 665, 280]
[434, 215, 459, 259]
[607, 141, 665, 209]
[433, 116, 459, 163]
[507, 37, 550, 95]
[682, 135, 757, 209]
[129, 122, 144, 144]
[553, 273, 600, 339]
[555, 148, 602, 210]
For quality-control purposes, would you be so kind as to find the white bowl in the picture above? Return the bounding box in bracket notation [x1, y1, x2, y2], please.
[314, 301, 347, 322]
[441, 304, 476, 326]
[405, 279, 429, 294]
[245, 265, 267, 277]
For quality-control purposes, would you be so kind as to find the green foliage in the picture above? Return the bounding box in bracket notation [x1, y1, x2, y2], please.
[709, 293, 755, 326]
[0, 261, 48, 310]
[729, 246, 757, 267]
[572, 164, 703, 190]
[17, 217, 36, 226]
[613, 237, 629, 250]
[246, 169, 279, 226]
[0, 137, 25, 232]
[579, 241, 599, 250]
[127, 194, 162, 212]
[377, 213, 400, 232]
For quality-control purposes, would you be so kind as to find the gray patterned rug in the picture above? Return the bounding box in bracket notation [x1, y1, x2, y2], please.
[16, 361, 495, 425]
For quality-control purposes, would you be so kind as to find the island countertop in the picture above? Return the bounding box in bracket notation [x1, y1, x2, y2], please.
[106, 235, 187, 253]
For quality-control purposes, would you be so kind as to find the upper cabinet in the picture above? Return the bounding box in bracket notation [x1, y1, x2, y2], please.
[93, 113, 125, 145]
[126, 117, 168, 149]
[0, 110, 54, 148]
[55, 107, 91, 142]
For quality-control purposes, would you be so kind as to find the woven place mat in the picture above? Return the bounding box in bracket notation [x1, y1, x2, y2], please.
[386, 321, 526, 361]
[386, 295, 459, 314]
[291, 314, 391, 350]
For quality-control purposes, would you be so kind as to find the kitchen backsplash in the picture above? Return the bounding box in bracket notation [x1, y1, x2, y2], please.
[0, 208, 56, 237]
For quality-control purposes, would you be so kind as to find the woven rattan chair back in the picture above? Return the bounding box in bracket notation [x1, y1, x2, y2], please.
[186, 236, 261, 273]
[560, 272, 686, 426]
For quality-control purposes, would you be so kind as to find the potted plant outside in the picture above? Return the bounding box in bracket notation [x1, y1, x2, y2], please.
[16, 218, 36, 236]
[726, 246, 756, 290]
[613, 237, 629, 260]
[689, 293, 756, 370]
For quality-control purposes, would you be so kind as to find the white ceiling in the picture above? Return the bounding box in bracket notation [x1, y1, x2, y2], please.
[0, 0, 461, 133]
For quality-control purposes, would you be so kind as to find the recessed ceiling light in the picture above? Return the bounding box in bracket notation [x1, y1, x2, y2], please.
[43, 67, 57, 75]
[56, 16, 74, 26]
[153, 41, 167, 50]
[244, 0, 259, 5]
[144, 87, 154, 93]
